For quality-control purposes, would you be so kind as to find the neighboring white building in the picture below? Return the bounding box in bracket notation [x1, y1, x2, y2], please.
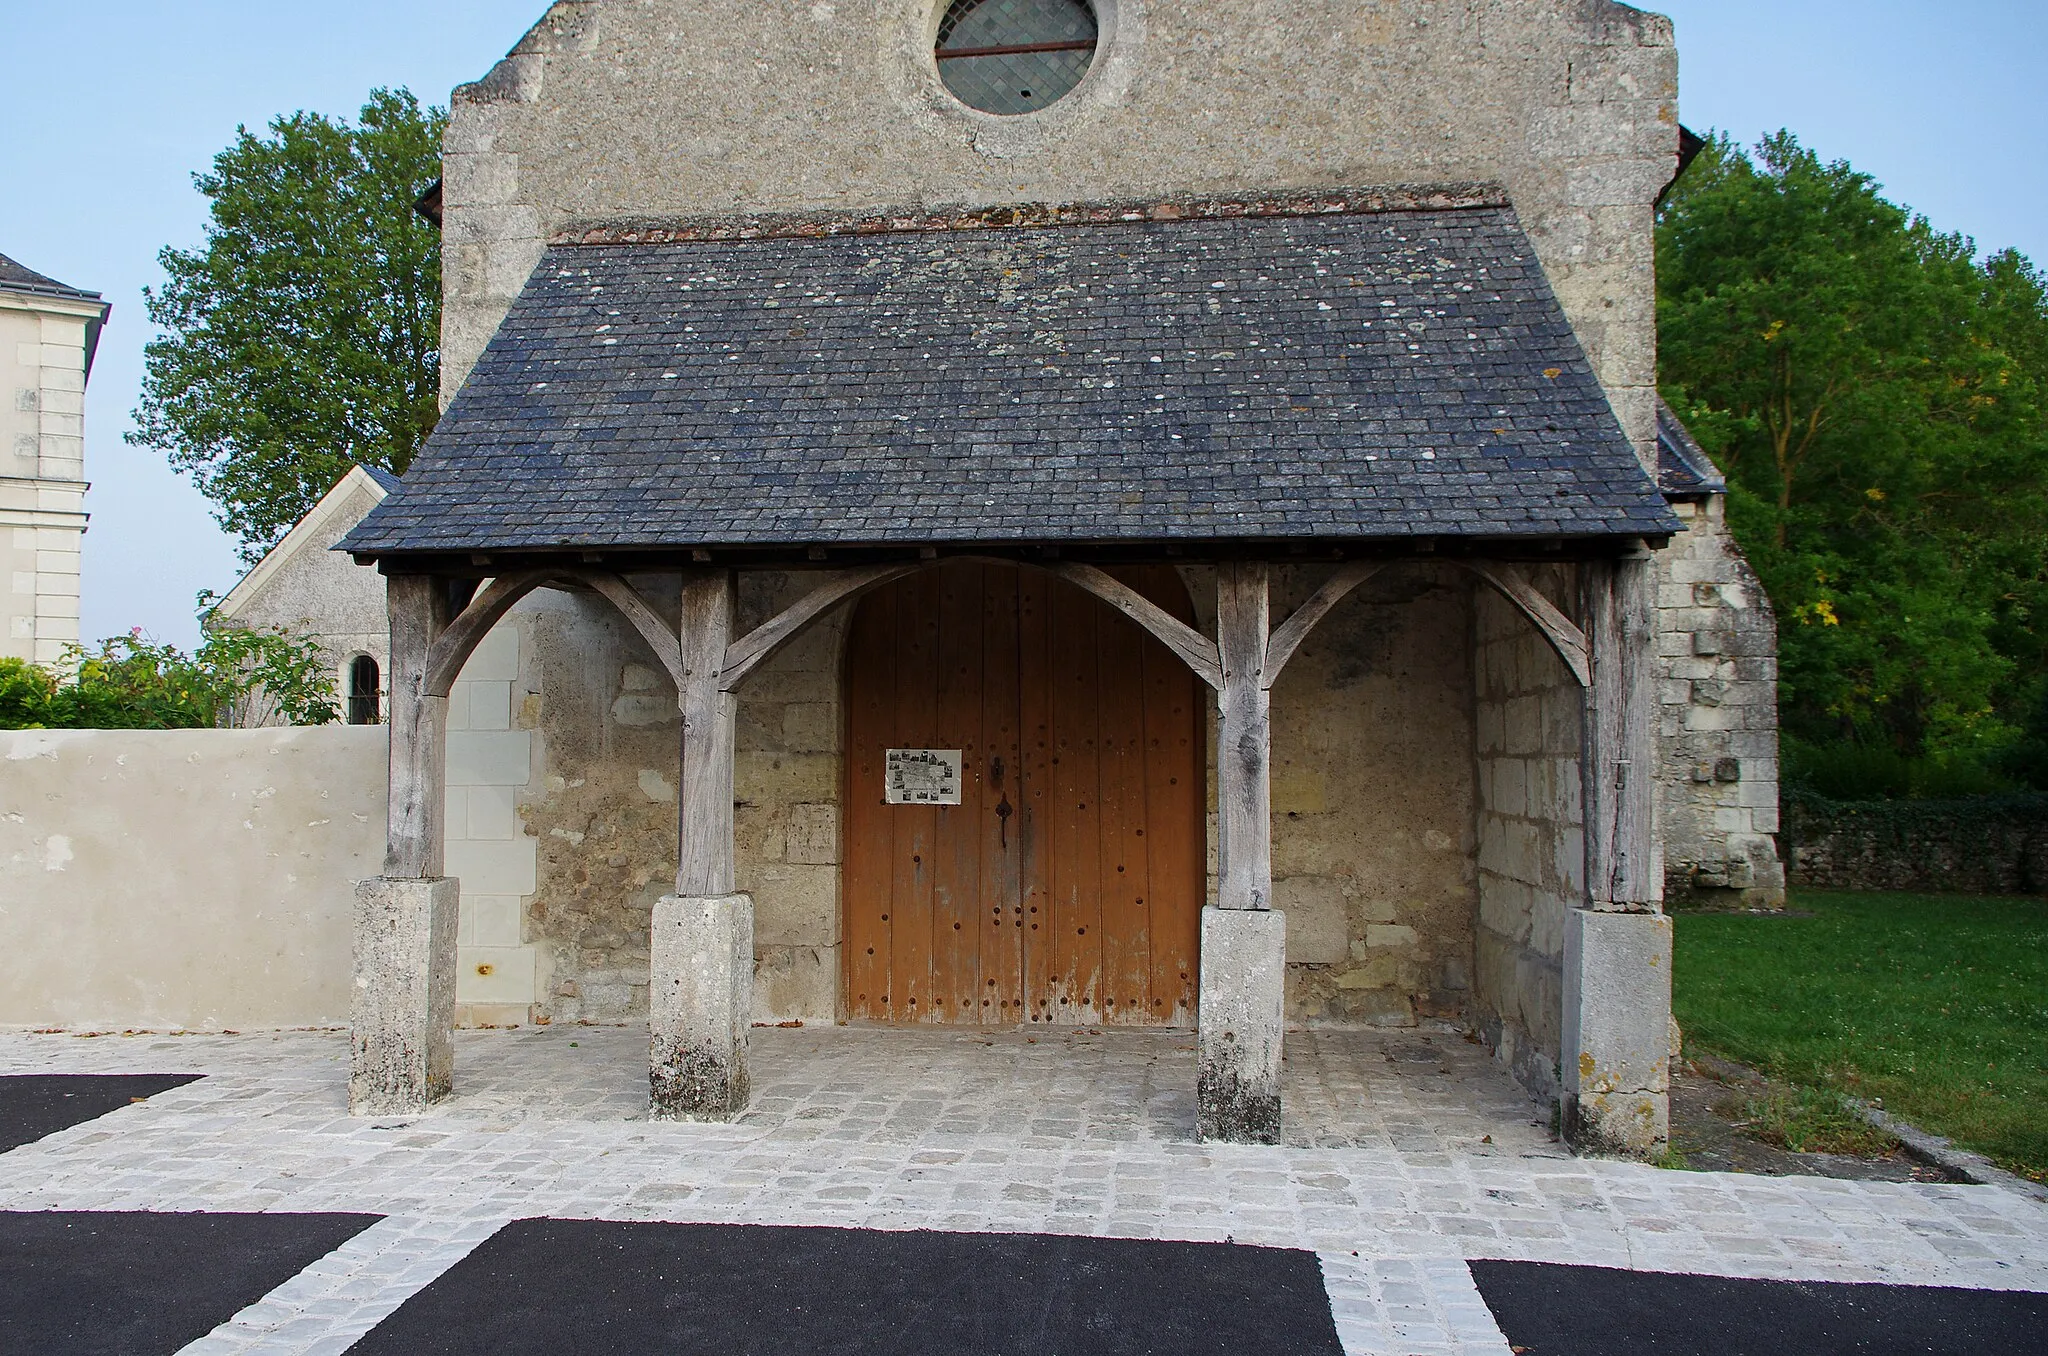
[1, 252, 108, 666]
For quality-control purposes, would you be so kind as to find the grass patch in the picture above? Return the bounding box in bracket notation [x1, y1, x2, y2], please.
[1739, 1086, 1899, 1157]
[1673, 889, 2048, 1182]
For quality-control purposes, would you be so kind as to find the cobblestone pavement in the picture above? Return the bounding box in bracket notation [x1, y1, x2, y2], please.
[2, 1023, 2044, 1356]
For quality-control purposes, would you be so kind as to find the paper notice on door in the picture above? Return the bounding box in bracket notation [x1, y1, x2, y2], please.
[884, 748, 962, 805]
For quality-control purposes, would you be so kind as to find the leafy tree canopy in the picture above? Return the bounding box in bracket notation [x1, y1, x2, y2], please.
[131, 88, 444, 563]
[1658, 132, 2048, 772]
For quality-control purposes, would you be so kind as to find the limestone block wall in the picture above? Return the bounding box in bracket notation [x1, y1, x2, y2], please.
[1, 295, 94, 665]
[1471, 566, 1584, 1101]
[445, 620, 545, 1025]
[508, 566, 1481, 1031]
[1259, 564, 1477, 1027]
[1655, 496, 1785, 907]
[0, 727, 385, 1030]
[512, 574, 842, 1027]
[439, 0, 1678, 464]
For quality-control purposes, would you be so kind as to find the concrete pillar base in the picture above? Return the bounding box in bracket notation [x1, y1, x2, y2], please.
[650, 892, 753, 1121]
[1196, 905, 1286, 1144]
[349, 876, 460, 1116]
[1561, 907, 1673, 1157]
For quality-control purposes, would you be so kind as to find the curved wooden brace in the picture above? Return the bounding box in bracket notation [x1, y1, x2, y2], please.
[1456, 560, 1592, 688]
[1262, 562, 1384, 689]
[1047, 562, 1224, 691]
[423, 570, 557, 698]
[711, 556, 1226, 697]
[719, 563, 917, 692]
[585, 572, 687, 692]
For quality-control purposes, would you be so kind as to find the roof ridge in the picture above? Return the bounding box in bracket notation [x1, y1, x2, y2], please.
[551, 183, 1509, 248]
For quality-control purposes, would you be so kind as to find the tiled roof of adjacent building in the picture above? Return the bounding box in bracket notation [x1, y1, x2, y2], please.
[1656, 398, 1727, 498]
[342, 195, 1678, 555]
[0, 251, 103, 302]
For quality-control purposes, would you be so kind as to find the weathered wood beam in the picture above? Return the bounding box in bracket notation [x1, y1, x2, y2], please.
[1262, 562, 1383, 688]
[422, 571, 554, 699]
[1050, 562, 1224, 691]
[384, 573, 453, 878]
[678, 568, 739, 898]
[1581, 551, 1660, 907]
[1215, 561, 1273, 910]
[718, 564, 915, 692]
[585, 572, 686, 690]
[1460, 561, 1592, 689]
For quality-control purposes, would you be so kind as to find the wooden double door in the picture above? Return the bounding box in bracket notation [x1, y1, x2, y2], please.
[844, 562, 1204, 1026]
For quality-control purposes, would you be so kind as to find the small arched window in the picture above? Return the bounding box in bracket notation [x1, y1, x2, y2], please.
[935, 0, 1099, 116]
[348, 654, 382, 726]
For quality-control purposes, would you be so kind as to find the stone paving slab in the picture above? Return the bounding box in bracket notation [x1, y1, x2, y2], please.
[0, 1024, 2041, 1356]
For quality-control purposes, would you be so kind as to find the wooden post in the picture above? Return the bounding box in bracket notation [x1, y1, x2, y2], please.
[352, 571, 458, 1115]
[1199, 561, 1285, 1143]
[383, 573, 452, 879]
[677, 567, 738, 897]
[1215, 561, 1273, 910]
[1580, 551, 1660, 908]
[651, 566, 751, 1120]
[1564, 547, 1672, 1156]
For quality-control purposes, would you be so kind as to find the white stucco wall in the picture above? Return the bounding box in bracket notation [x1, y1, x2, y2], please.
[0, 727, 386, 1030]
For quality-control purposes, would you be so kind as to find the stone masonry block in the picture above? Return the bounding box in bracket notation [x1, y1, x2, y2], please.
[1198, 906, 1285, 1144]
[1275, 876, 1346, 964]
[650, 893, 752, 1120]
[349, 876, 460, 1115]
[784, 803, 839, 865]
[751, 863, 838, 947]
[1562, 908, 1672, 1158]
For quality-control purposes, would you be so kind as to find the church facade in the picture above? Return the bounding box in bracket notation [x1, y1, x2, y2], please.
[324, 0, 1784, 1154]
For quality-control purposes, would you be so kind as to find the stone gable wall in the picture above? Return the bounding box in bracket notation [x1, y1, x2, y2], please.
[439, 0, 1678, 466]
[214, 475, 392, 718]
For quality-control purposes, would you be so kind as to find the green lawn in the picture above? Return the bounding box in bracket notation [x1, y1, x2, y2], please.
[1672, 889, 2048, 1182]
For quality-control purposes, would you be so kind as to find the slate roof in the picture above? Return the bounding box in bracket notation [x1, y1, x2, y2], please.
[363, 464, 403, 494]
[343, 199, 1678, 555]
[0, 251, 102, 302]
[1656, 398, 1726, 498]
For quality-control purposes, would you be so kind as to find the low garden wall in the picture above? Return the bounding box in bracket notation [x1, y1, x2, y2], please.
[0, 726, 385, 1030]
[1785, 792, 2048, 895]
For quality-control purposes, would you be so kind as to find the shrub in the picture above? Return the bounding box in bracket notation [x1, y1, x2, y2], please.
[0, 625, 338, 730]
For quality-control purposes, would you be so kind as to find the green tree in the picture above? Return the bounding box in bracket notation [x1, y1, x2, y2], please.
[131, 88, 444, 562]
[1657, 132, 2048, 765]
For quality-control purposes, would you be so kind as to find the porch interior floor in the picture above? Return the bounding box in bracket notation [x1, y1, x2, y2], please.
[443, 1022, 1558, 1153]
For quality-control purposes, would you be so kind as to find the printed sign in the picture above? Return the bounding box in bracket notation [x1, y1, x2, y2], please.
[884, 748, 963, 805]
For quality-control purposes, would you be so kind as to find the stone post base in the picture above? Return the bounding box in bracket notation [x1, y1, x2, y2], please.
[349, 876, 460, 1116]
[1561, 907, 1673, 1157]
[650, 892, 753, 1121]
[1196, 905, 1286, 1144]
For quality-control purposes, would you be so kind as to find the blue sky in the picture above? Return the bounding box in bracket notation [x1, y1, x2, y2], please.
[2, 1, 2041, 649]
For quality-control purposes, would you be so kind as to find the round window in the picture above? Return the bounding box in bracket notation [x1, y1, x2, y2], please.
[935, 0, 1099, 116]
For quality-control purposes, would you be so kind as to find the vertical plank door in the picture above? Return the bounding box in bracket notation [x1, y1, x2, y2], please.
[843, 562, 1202, 1025]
